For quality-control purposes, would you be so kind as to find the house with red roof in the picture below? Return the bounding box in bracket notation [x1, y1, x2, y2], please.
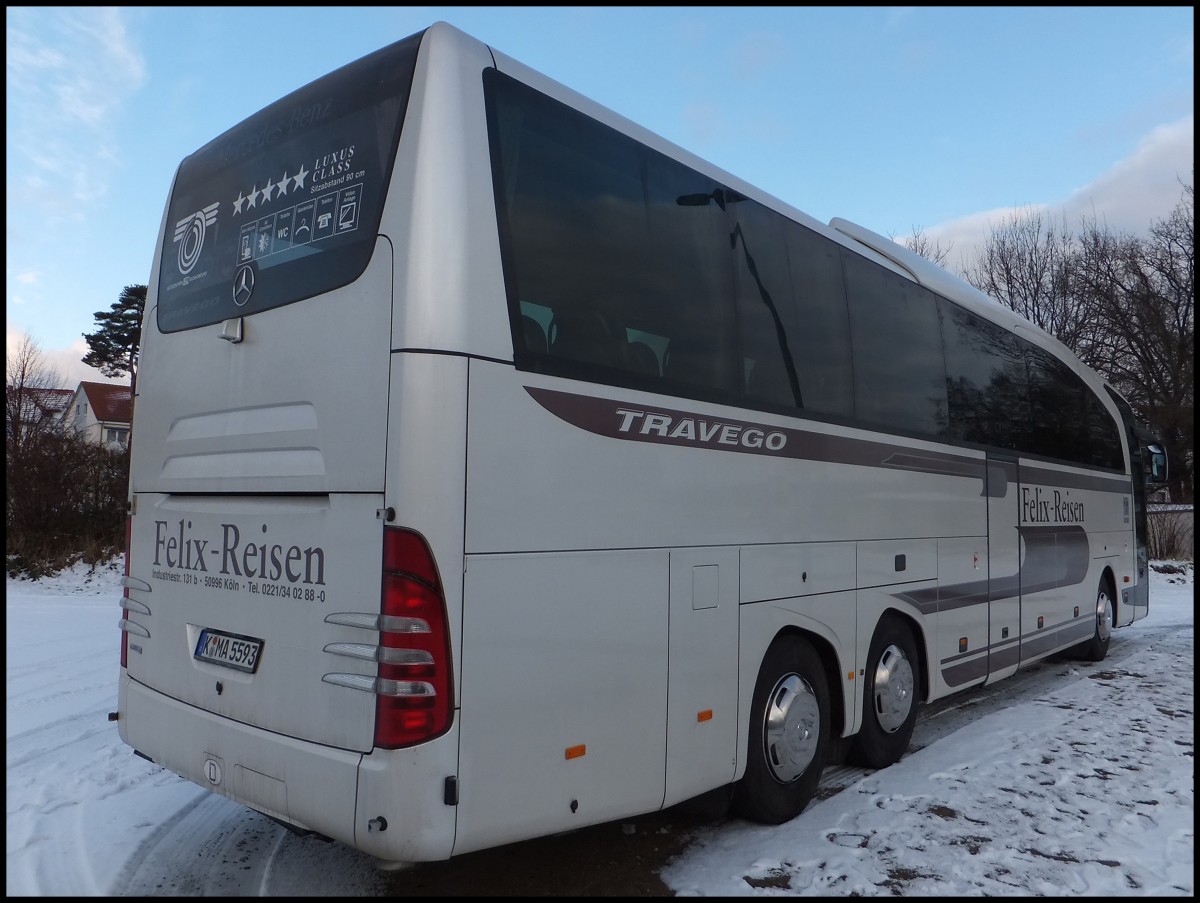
[5, 386, 74, 440]
[64, 381, 133, 450]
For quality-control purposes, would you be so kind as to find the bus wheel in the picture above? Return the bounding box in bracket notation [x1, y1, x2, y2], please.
[847, 616, 920, 770]
[1077, 576, 1113, 662]
[731, 635, 830, 825]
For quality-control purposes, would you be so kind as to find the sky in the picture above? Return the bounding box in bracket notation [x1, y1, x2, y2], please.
[5, 555, 1193, 895]
[5, 7, 1195, 389]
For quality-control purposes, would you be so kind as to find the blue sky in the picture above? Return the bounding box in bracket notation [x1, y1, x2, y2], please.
[6, 6, 1194, 388]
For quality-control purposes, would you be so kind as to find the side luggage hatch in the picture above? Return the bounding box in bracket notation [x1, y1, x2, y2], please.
[124, 492, 387, 752]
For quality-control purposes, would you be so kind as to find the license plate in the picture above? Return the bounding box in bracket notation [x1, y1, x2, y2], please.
[194, 628, 263, 673]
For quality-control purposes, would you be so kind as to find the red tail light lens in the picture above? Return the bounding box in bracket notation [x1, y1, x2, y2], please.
[374, 526, 453, 749]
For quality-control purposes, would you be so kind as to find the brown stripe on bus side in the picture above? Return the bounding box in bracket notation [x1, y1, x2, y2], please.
[1020, 463, 1130, 495]
[525, 385, 1130, 496]
[525, 386, 987, 487]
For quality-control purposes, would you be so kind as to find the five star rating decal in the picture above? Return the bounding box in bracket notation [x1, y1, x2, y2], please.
[232, 165, 309, 215]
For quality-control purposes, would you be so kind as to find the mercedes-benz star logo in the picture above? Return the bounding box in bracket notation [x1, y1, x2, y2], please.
[233, 265, 255, 307]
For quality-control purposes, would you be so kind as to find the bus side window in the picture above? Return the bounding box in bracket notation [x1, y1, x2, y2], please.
[747, 354, 797, 407]
[626, 340, 660, 376]
[548, 309, 621, 368]
[664, 336, 727, 390]
[521, 314, 548, 355]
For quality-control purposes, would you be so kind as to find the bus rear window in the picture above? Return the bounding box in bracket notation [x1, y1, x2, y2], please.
[155, 31, 422, 333]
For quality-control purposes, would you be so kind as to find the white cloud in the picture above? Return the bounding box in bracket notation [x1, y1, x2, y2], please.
[921, 115, 1194, 276]
[5, 8, 146, 219]
[1058, 116, 1194, 232]
[5, 9, 148, 339]
[6, 327, 127, 390]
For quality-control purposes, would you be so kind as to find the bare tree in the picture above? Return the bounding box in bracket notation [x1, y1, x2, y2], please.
[963, 207, 1103, 352]
[6, 336, 129, 575]
[5, 334, 65, 457]
[966, 184, 1194, 504]
[7, 336, 65, 560]
[1080, 183, 1194, 503]
[896, 226, 953, 268]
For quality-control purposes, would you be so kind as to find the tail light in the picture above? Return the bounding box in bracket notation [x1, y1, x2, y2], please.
[374, 526, 453, 749]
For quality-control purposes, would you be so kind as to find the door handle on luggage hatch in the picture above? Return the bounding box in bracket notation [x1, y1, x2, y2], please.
[218, 317, 243, 343]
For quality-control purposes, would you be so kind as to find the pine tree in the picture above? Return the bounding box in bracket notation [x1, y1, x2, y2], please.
[82, 284, 145, 390]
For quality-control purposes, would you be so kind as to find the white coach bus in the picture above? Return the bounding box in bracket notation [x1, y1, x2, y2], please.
[116, 21, 1168, 863]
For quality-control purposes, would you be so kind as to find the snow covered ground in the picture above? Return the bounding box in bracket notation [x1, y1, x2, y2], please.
[6, 557, 1194, 896]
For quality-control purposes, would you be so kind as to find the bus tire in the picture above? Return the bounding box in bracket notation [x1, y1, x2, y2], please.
[847, 615, 920, 770]
[1077, 575, 1113, 662]
[731, 635, 830, 825]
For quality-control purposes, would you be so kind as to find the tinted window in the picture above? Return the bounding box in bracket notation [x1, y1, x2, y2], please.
[733, 200, 853, 417]
[486, 70, 736, 399]
[786, 226, 854, 418]
[1026, 345, 1088, 463]
[732, 199, 802, 408]
[1085, 388, 1125, 470]
[486, 68, 1120, 473]
[939, 299, 1029, 449]
[156, 32, 421, 332]
[844, 254, 948, 436]
[1106, 387, 1145, 531]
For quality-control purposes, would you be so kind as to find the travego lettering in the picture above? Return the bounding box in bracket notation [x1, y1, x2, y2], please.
[615, 407, 787, 451]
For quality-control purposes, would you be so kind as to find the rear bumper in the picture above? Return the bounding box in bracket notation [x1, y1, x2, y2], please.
[118, 671, 458, 862]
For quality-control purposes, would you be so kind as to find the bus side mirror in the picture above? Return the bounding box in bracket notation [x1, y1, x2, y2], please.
[1144, 443, 1168, 485]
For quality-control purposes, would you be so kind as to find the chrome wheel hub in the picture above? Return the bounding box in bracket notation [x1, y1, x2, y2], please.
[1096, 590, 1112, 642]
[871, 643, 915, 733]
[764, 673, 820, 783]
